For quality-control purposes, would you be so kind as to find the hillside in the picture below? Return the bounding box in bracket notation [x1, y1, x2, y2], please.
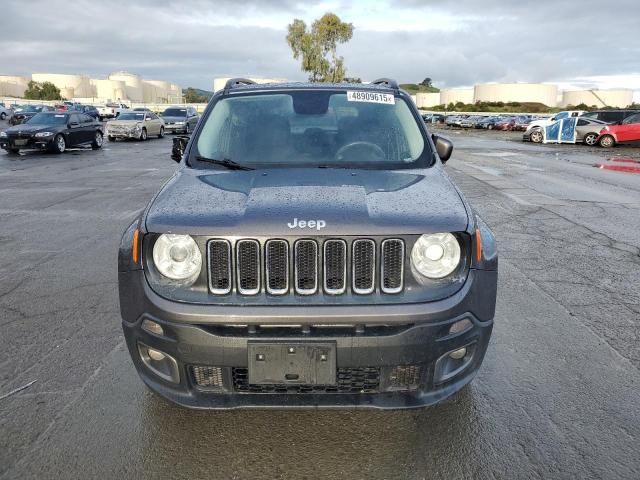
[399, 83, 440, 94]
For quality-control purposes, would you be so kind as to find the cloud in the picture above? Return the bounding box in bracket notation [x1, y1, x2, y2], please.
[0, 0, 638, 91]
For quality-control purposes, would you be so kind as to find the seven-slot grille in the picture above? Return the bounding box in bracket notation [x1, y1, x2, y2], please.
[207, 238, 405, 296]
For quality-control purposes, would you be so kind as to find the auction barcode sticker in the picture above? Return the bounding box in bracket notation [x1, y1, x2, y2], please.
[347, 91, 395, 105]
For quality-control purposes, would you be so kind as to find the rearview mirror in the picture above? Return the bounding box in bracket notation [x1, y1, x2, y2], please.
[171, 136, 189, 163]
[432, 134, 453, 163]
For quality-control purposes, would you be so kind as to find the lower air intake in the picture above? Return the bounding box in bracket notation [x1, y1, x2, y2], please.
[191, 366, 224, 388]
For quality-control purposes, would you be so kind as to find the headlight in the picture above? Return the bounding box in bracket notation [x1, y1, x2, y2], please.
[175, 121, 185, 125]
[411, 233, 461, 279]
[35, 131, 54, 137]
[0, 131, 6, 137]
[152, 234, 202, 282]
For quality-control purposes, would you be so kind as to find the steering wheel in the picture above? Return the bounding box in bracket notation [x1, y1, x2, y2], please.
[335, 141, 385, 162]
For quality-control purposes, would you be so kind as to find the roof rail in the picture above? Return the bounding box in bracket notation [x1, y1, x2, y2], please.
[371, 78, 399, 90]
[223, 78, 257, 92]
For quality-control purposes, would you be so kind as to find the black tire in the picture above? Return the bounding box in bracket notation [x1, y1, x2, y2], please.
[529, 128, 543, 143]
[108, 135, 115, 142]
[185, 124, 190, 134]
[158, 126, 164, 138]
[583, 132, 598, 146]
[92, 131, 103, 149]
[487, 124, 494, 130]
[0, 112, 6, 120]
[51, 134, 66, 153]
[140, 128, 148, 141]
[599, 134, 615, 148]
[6, 147, 20, 155]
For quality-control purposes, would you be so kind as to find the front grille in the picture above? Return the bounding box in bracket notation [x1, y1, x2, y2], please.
[352, 239, 375, 294]
[295, 240, 318, 295]
[191, 366, 224, 388]
[206, 237, 406, 296]
[232, 367, 380, 393]
[381, 239, 404, 294]
[237, 240, 260, 295]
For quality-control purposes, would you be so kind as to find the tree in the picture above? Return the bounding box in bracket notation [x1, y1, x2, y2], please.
[420, 77, 432, 87]
[286, 13, 354, 83]
[24, 81, 62, 100]
[184, 87, 209, 103]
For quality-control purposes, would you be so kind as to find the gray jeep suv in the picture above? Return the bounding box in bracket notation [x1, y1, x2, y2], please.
[118, 78, 498, 409]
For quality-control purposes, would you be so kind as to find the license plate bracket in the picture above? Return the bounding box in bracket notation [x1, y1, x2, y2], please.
[248, 342, 336, 385]
[14, 139, 28, 146]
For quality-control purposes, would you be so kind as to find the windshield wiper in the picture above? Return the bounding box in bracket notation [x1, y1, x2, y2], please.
[317, 164, 352, 169]
[195, 156, 254, 171]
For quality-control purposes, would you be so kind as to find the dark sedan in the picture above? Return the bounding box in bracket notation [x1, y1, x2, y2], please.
[9, 104, 55, 125]
[0, 112, 104, 154]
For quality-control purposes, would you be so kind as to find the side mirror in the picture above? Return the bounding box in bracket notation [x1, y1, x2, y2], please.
[69, 122, 79, 127]
[171, 135, 188, 163]
[432, 134, 453, 163]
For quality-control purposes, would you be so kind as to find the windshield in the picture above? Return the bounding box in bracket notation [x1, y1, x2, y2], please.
[193, 91, 428, 169]
[117, 113, 145, 121]
[163, 108, 187, 117]
[26, 113, 68, 125]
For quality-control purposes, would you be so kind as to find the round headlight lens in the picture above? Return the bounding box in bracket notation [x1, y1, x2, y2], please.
[411, 233, 461, 279]
[152, 234, 202, 281]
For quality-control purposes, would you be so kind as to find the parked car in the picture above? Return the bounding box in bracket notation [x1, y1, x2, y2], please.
[523, 110, 585, 143]
[460, 116, 482, 128]
[117, 78, 498, 409]
[0, 111, 104, 154]
[9, 104, 55, 125]
[80, 105, 100, 120]
[476, 116, 500, 129]
[0, 103, 12, 121]
[493, 117, 518, 131]
[574, 118, 608, 146]
[581, 109, 639, 125]
[106, 111, 165, 141]
[513, 118, 533, 131]
[597, 112, 640, 147]
[98, 103, 130, 120]
[445, 115, 465, 127]
[160, 106, 199, 134]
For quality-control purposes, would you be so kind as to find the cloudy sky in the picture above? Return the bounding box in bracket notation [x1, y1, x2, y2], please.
[2, 0, 639, 96]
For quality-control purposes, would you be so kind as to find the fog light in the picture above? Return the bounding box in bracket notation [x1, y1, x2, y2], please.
[147, 348, 166, 361]
[449, 347, 467, 360]
[142, 319, 164, 336]
[449, 319, 472, 335]
[138, 343, 179, 383]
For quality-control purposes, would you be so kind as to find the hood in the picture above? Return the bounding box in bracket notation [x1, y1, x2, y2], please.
[108, 120, 140, 127]
[145, 167, 469, 236]
[161, 116, 187, 123]
[5, 124, 60, 134]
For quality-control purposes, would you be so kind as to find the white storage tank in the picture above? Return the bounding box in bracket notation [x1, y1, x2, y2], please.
[560, 89, 634, 108]
[440, 88, 474, 106]
[415, 92, 442, 108]
[108, 71, 143, 102]
[91, 79, 127, 102]
[31, 73, 92, 98]
[0, 75, 30, 97]
[474, 83, 558, 106]
[143, 80, 171, 103]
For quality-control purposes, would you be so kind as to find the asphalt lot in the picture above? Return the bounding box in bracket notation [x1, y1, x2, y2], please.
[0, 120, 639, 479]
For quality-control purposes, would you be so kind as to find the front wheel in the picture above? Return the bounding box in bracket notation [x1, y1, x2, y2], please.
[52, 134, 66, 153]
[108, 135, 115, 142]
[6, 147, 20, 155]
[583, 132, 598, 146]
[487, 124, 494, 130]
[599, 134, 616, 148]
[529, 129, 543, 143]
[92, 131, 103, 149]
[158, 126, 164, 138]
[139, 128, 148, 141]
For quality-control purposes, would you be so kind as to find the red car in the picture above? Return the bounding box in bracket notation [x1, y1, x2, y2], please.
[598, 112, 640, 147]
[494, 117, 517, 131]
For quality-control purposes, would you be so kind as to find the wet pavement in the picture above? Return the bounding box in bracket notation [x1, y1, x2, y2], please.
[1, 122, 639, 479]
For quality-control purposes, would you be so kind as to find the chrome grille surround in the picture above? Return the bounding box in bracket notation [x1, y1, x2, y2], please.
[207, 239, 232, 294]
[236, 239, 260, 295]
[352, 239, 376, 295]
[265, 239, 289, 295]
[323, 239, 347, 295]
[294, 239, 318, 295]
[381, 239, 405, 294]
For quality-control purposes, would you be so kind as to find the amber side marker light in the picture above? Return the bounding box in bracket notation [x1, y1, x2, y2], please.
[475, 228, 482, 262]
[132, 229, 140, 264]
